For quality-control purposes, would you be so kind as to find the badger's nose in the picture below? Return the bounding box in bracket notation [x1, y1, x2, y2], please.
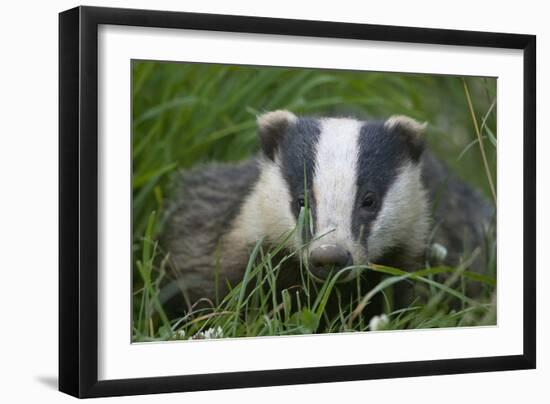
[309, 244, 353, 280]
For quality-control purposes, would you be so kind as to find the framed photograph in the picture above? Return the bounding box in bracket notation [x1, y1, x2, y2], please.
[59, 5, 536, 398]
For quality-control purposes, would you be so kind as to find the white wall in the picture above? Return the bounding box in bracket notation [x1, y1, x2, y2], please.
[0, 0, 546, 402]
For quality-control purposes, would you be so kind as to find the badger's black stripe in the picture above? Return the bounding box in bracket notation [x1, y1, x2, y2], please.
[352, 121, 418, 241]
[279, 118, 321, 218]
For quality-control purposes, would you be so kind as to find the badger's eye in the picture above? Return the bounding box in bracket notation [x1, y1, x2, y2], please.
[361, 192, 378, 210]
[297, 197, 305, 208]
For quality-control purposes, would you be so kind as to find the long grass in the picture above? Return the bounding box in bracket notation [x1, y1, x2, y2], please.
[132, 61, 497, 342]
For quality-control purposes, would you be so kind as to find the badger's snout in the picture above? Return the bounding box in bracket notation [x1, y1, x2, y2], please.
[309, 244, 353, 280]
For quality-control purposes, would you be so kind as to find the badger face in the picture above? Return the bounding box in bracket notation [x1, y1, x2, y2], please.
[256, 110, 430, 282]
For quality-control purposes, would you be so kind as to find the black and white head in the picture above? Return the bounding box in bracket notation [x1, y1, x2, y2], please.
[255, 110, 430, 282]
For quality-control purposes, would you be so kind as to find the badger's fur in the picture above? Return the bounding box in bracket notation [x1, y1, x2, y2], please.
[161, 110, 494, 316]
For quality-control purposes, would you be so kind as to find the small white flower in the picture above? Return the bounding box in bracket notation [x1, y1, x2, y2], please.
[174, 329, 186, 339]
[369, 314, 390, 331]
[192, 326, 224, 340]
[430, 242, 448, 262]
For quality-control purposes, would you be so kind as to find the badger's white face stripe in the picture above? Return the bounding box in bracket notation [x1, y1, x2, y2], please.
[224, 160, 296, 247]
[310, 118, 363, 261]
[367, 162, 430, 261]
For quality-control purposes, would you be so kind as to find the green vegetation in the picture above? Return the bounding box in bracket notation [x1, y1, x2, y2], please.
[132, 61, 497, 342]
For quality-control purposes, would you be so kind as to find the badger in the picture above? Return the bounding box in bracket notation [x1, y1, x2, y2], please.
[161, 110, 494, 318]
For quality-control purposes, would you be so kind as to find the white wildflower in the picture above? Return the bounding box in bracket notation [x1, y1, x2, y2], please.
[430, 242, 448, 262]
[369, 314, 390, 331]
[192, 326, 224, 340]
[174, 329, 186, 340]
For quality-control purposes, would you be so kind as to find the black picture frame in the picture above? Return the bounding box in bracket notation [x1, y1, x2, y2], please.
[59, 5, 536, 398]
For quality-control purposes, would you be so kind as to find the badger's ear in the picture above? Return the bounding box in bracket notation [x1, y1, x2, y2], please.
[385, 115, 427, 162]
[257, 110, 297, 161]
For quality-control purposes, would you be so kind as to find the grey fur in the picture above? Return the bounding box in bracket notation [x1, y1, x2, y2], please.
[160, 160, 260, 314]
[421, 151, 495, 296]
